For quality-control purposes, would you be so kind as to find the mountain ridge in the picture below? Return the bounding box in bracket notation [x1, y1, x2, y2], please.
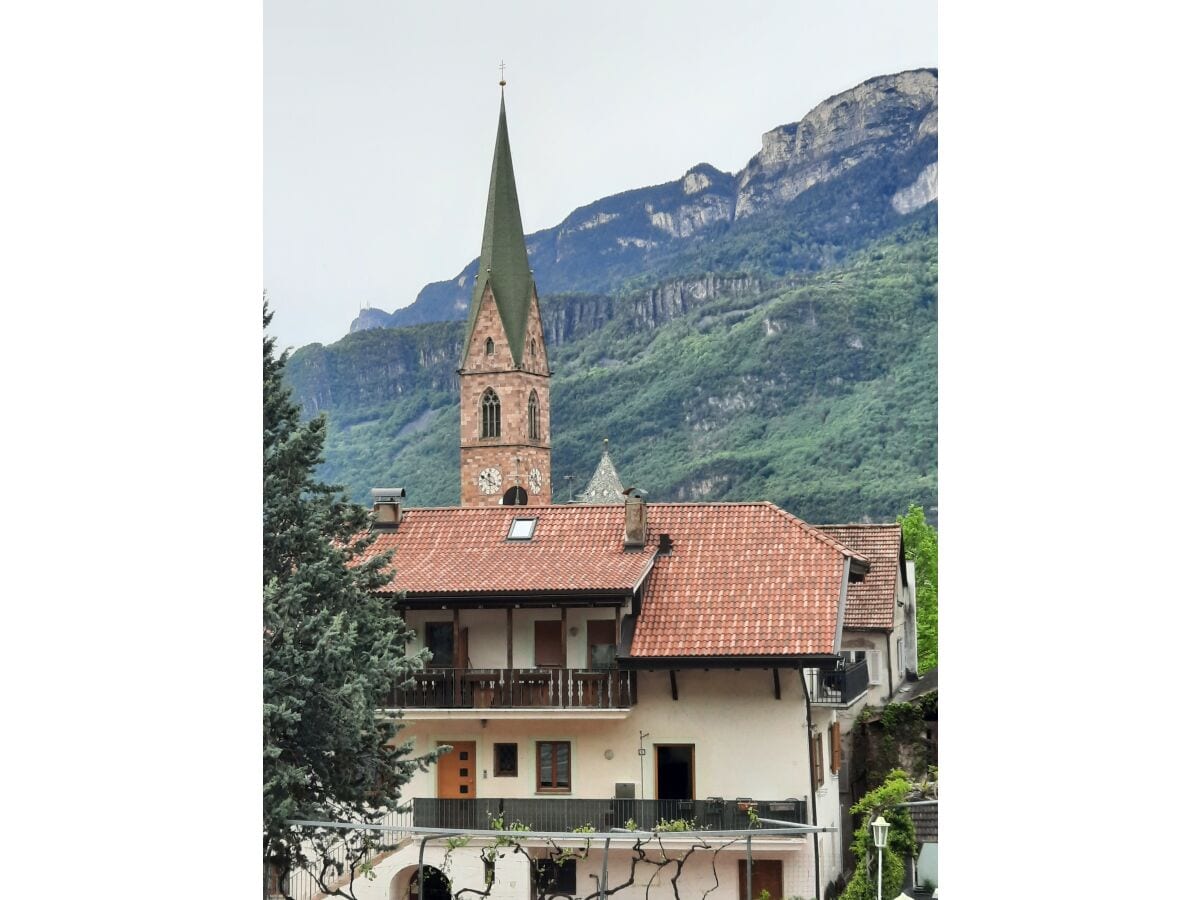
[350, 68, 937, 334]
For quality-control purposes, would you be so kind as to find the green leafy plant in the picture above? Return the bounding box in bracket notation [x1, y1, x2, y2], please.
[652, 817, 698, 832]
[838, 769, 917, 900]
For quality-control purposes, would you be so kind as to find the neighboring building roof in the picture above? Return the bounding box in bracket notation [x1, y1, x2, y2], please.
[631, 503, 867, 658]
[576, 441, 625, 504]
[369, 501, 866, 659]
[370, 505, 655, 596]
[460, 94, 536, 369]
[893, 666, 938, 702]
[908, 802, 938, 844]
[818, 523, 903, 631]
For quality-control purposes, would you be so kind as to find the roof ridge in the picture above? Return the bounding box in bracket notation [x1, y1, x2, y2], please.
[818, 522, 902, 529]
[771, 506, 872, 563]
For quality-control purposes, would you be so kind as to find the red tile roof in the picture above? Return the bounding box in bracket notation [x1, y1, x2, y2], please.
[631, 503, 865, 658]
[817, 524, 903, 631]
[366, 502, 866, 659]
[369, 505, 657, 595]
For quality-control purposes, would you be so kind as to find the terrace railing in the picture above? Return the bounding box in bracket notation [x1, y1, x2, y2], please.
[385, 668, 634, 710]
[804, 658, 870, 706]
[411, 796, 806, 833]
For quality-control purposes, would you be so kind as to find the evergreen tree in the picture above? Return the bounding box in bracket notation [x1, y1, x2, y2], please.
[898, 503, 938, 672]
[263, 301, 436, 880]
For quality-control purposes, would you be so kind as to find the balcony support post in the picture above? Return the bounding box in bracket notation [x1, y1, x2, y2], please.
[599, 836, 612, 897]
[744, 834, 753, 900]
[506, 608, 513, 670]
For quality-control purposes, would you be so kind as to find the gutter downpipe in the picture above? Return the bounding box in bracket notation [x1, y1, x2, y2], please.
[801, 669, 822, 900]
[886, 633, 894, 698]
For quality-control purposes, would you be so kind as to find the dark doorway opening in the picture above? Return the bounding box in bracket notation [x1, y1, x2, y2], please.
[655, 744, 694, 800]
[406, 866, 451, 900]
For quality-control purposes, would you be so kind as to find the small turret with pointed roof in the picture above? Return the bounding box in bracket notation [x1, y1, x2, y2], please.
[577, 438, 626, 504]
[458, 77, 551, 508]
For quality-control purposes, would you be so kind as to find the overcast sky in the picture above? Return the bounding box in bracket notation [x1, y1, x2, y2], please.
[265, 0, 937, 350]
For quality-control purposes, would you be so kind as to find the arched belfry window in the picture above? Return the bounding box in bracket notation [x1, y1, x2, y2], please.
[527, 390, 540, 440]
[481, 388, 500, 439]
[485, 337, 495, 356]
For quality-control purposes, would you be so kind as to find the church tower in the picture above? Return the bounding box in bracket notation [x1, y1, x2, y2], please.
[459, 88, 551, 507]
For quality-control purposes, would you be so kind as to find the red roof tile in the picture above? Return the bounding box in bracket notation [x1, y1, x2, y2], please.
[817, 524, 903, 631]
[369, 505, 656, 595]
[365, 502, 865, 659]
[631, 503, 865, 658]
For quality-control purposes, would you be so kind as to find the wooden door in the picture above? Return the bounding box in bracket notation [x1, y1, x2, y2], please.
[738, 859, 783, 900]
[436, 741, 476, 799]
[534, 620, 563, 667]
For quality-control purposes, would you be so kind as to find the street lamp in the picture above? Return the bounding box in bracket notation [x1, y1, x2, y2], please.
[871, 815, 891, 900]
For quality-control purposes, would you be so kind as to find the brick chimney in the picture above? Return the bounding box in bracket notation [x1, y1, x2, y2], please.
[623, 487, 647, 549]
[370, 487, 406, 530]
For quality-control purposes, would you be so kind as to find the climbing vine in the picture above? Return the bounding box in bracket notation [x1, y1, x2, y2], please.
[837, 770, 916, 900]
[856, 693, 936, 786]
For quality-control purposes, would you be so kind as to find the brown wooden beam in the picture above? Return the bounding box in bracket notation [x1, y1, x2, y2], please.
[560, 606, 567, 669]
[507, 607, 514, 670]
[453, 608, 461, 701]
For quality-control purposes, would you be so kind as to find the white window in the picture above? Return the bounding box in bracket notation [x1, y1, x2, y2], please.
[507, 517, 537, 540]
[866, 649, 883, 685]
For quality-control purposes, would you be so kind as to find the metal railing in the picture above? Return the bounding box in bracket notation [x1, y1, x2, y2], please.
[804, 658, 870, 706]
[271, 806, 414, 900]
[411, 796, 805, 833]
[386, 667, 634, 710]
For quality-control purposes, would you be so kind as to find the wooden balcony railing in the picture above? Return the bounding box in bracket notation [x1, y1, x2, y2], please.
[385, 667, 634, 710]
[411, 797, 806, 832]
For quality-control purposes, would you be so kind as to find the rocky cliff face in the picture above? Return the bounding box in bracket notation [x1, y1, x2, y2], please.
[734, 69, 938, 218]
[349, 68, 937, 336]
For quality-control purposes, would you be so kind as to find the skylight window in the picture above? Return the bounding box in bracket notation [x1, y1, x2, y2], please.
[508, 517, 537, 540]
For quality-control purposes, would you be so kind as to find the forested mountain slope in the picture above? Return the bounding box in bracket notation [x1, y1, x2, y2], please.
[286, 212, 936, 523]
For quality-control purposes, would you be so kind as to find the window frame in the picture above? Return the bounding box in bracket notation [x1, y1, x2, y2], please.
[424, 621, 454, 668]
[481, 388, 501, 439]
[493, 742, 518, 778]
[535, 740, 571, 793]
[527, 390, 540, 440]
[811, 733, 824, 788]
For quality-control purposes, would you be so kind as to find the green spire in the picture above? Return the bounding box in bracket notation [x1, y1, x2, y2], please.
[461, 93, 536, 368]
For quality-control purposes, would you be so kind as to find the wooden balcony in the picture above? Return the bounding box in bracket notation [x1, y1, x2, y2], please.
[385, 667, 635, 710]
[411, 796, 806, 832]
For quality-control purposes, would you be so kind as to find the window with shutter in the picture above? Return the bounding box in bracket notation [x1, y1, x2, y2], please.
[867, 649, 883, 685]
[811, 733, 824, 787]
[830, 725, 841, 774]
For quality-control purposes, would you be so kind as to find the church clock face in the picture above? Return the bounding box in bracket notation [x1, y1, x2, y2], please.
[478, 467, 502, 495]
[528, 468, 543, 494]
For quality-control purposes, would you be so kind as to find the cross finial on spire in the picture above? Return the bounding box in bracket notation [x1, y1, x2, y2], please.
[499, 60, 507, 89]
